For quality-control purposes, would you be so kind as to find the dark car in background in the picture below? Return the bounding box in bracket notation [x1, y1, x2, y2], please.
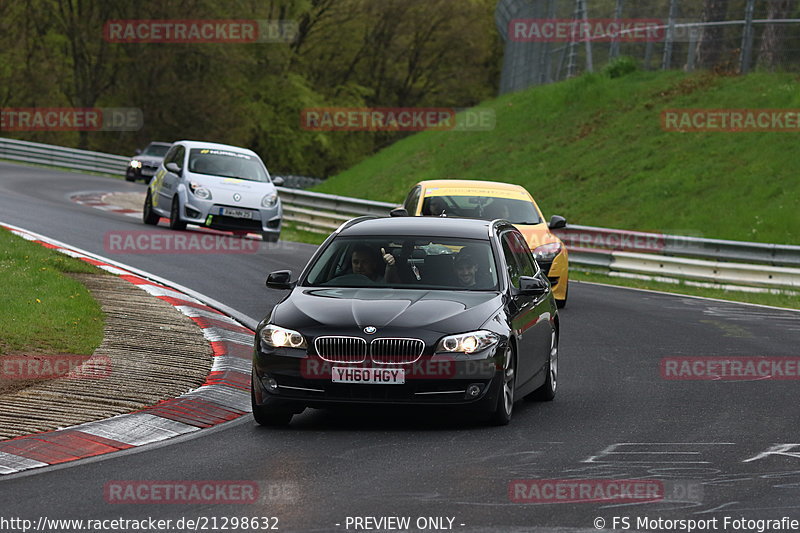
[126, 141, 172, 182]
[252, 216, 560, 427]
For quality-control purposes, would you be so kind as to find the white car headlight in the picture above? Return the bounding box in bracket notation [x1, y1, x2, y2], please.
[129, 160, 142, 169]
[262, 193, 278, 208]
[436, 330, 498, 354]
[189, 182, 212, 200]
[260, 325, 307, 349]
[533, 242, 562, 263]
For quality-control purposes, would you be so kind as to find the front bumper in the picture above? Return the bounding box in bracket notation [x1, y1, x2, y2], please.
[252, 350, 504, 411]
[181, 198, 282, 235]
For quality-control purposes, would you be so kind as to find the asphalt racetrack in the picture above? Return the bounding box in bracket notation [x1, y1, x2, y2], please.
[1, 161, 799, 532]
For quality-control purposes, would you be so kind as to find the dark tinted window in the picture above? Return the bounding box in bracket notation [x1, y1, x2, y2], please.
[304, 236, 498, 290]
[500, 233, 521, 289]
[511, 232, 537, 277]
[404, 186, 421, 214]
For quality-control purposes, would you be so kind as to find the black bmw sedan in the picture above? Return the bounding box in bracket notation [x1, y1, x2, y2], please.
[252, 216, 560, 426]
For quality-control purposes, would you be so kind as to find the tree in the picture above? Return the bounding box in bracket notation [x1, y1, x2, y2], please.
[757, 0, 799, 70]
[694, 0, 731, 70]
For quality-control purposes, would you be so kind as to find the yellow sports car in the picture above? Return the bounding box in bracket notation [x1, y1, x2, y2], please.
[399, 179, 569, 308]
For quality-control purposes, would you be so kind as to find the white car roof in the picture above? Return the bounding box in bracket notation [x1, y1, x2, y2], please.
[173, 140, 259, 158]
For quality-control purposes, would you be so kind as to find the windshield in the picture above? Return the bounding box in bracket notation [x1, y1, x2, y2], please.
[421, 195, 542, 224]
[188, 148, 270, 182]
[304, 236, 498, 291]
[142, 144, 171, 157]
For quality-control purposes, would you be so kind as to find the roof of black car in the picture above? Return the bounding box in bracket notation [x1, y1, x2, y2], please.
[338, 216, 497, 239]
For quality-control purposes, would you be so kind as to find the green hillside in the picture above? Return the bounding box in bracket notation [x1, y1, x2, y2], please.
[314, 69, 800, 244]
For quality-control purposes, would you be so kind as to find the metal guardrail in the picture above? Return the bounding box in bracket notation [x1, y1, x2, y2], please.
[276, 186, 800, 289]
[3, 137, 799, 289]
[0, 137, 129, 176]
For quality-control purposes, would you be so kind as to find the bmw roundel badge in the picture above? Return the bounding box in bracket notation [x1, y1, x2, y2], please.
[364, 326, 377, 334]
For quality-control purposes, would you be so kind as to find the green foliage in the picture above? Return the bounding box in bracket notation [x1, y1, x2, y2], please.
[603, 56, 638, 79]
[0, 0, 500, 178]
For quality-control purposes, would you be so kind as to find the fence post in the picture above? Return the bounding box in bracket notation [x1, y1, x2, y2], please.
[686, 24, 698, 71]
[540, 0, 558, 83]
[582, 0, 594, 73]
[739, 0, 756, 74]
[661, 0, 678, 70]
[609, 0, 624, 60]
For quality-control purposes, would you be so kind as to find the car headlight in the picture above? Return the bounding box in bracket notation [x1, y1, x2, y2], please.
[189, 182, 212, 200]
[261, 193, 278, 208]
[436, 330, 498, 354]
[260, 325, 307, 349]
[532, 242, 562, 263]
[129, 160, 142, 169]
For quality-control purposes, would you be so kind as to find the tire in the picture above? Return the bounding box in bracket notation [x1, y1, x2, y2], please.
[488, 345, 516, 426]
[527, 329, 558, 402]
[169, 196, 187, 231]
[262, 232, 280, 243]
[125, 173, 135, 182]
[556, 283, 568, 309]
[251, 382, 294, 427]
[142, 190, 160, 225]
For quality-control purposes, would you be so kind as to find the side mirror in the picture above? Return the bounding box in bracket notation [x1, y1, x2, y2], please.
[548, 215, 567, 230]
[165, 162, 181, 174]
[518, 275, 549, 296]
[272, 176, 285, 187]
[134, 148, 142, 155]
[390, 207, 408, 217]
[266, 270, 295, 290]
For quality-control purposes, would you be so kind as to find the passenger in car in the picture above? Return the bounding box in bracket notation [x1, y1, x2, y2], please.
[454, 249, 479, 287]
[350, 244, 396, 282]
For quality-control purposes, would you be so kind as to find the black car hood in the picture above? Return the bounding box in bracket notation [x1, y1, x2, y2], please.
[274, 288, 502, 334]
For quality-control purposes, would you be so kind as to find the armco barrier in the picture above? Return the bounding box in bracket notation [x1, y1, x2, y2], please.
[3, 136, 799, 289]
[0, 137, 129, 176]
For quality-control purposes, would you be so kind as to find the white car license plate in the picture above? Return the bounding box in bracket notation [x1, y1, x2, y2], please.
[220, 207, 253, 219]
[141, 168, 155, 176]
[331, 366, 405, 385]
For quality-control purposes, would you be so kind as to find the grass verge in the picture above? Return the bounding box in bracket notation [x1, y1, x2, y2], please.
[0, 227, 105, 356]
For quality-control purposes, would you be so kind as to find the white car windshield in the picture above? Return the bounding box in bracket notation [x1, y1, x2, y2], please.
[188, 148, 270, 182]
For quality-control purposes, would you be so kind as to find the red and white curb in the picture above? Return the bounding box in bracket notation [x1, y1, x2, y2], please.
[70, 192, 142, 219]
[0, 223, 253, 475]
[70, 192, 263, 240]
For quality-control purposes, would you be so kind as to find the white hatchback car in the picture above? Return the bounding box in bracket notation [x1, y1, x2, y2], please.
[143, 140, 283, 242]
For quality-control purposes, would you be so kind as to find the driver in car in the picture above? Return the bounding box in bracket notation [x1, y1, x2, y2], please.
[351, 244, 396, 282]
